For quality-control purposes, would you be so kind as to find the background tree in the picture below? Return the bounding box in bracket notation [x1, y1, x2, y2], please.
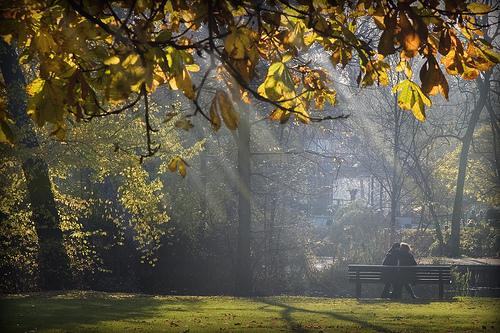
[0, 0, 499, 294]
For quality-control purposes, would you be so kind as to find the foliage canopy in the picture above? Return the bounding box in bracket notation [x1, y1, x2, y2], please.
[0, 0, 498, 160]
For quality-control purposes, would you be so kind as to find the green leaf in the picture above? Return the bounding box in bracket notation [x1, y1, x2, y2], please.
[258, 62, 295, 101]
[27, 79, 65, 126]
[392, 79, 431, 121]
[155, 30, 172, 42]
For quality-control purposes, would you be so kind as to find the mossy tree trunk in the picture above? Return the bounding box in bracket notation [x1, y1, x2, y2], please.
[449, 73, 490, 257]
[0, 40, 71, 290]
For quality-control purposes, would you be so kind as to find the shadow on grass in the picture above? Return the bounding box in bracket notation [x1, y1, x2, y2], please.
[256, 298, 397, 333]
[0, 292, 203, 333]
[357, 298, 457, 305]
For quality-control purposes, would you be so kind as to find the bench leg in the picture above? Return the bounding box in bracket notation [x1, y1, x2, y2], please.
[438, 281, 444, 299]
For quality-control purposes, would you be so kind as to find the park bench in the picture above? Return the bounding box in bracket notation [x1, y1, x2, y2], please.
[348, 264, 452, 299]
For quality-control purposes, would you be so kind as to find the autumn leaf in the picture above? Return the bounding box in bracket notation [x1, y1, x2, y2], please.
[167, 158, 178, 172]
[420, 55, 449, 100]
[378, 29, 395, 56]
[258, 62, 295, 101]
[26, 78, 65, 127]
[169, 68, 195, 100]
[392, 79, 431, 121]
[438, 29, 452, 56]
[209, 97, 222, 131]
[174, 118, 194, 131]
[167, 156, 188, 177]
[224, 27, 255, 60]
[464, 43, 496, 72]
[217, 91, 236, 130]
[466, 3, 491, 15]
[284, 20, 306, 50]
[476, 39, 500, 64]
[155, 30, 172, 42]
[104, 55, 120, 65]
[330, 41, 352, 68]
[358, 57, 390, 87]
[178, 159, 187, 177]
[269, 108, 290, 124]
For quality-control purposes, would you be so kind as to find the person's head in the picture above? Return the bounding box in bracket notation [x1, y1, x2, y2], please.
[400, 242, 411, 252]
[391, 242, 400, 250]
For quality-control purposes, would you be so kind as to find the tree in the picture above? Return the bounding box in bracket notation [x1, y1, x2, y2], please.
[448, 7, 498, 256]
[0, 40, 72, 289]
[449, 73, 491, 256]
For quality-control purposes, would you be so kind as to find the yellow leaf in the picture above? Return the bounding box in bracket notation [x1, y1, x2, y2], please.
[284, 20, 306, 49]
[282, 53, 293, 63]
[178, 159, 187, 177]
[169, 68, 195, 99]
[185, 64, 200, 72]
[224, 27, 252, 59]
[215, 90, 239, 130]
[403, 31, 421, 56]
[258, 62, 295, 101]
[269, 108, 290, 124]
[466, 3, 491, 14]
[167, 158, 178, 172]
[104, 56, 120, 65]
[1, 34, 13, 44]
[477, 40, 500, 63]
[392, 79, 431, 122]
[167, 156, 187, 177]
[26, 78, 45, 96]
[122, 54, 140, 68]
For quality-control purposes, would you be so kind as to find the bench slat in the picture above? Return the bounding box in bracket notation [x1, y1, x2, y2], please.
[349, 279, 451, 284]
[348, 267, 451, 272]
[348, 276, 452, 280]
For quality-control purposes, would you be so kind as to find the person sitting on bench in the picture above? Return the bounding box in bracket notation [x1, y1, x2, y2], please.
[381, 242, 400, 298]
[393, 242, 418, 299]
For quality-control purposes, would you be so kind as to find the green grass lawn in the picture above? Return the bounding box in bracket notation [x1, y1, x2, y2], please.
[0, 292, 499, 332]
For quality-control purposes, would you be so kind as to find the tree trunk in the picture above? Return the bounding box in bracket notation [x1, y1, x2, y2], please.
[390, 95, 401, 244]
[235, 110, 252, 296]
[449, 74, 490, 257]
[410, 152, 444, 254]
[485, 100, 500, 186]
[0, 40, 71, 290]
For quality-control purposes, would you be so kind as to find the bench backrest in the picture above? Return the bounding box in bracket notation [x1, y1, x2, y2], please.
[348, 265, 452, 283]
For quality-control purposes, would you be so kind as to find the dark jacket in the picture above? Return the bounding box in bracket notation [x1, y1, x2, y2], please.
[398, 251, 417, 266]
[382, 249, 399, 265]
